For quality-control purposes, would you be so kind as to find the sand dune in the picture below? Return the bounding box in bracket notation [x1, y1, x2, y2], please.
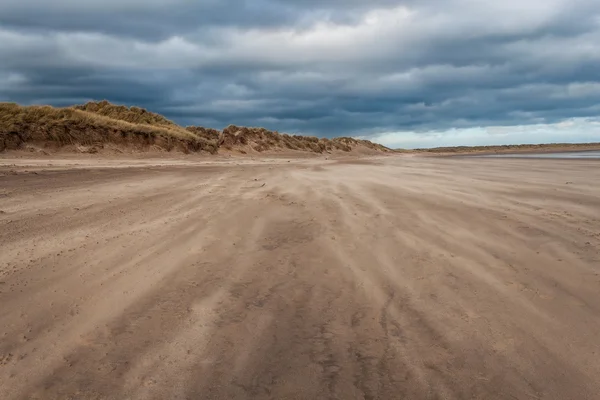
[0, 101, 389, 155]
[1, 155, 599, 399]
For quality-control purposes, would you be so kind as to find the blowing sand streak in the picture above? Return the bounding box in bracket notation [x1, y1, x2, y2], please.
[1, 155, 599, 399]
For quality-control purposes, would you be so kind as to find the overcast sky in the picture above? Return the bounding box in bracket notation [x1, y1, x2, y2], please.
[1, 0, 600, 148]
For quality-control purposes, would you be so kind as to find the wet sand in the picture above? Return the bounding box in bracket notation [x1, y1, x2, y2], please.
[1, 155, 599, 399]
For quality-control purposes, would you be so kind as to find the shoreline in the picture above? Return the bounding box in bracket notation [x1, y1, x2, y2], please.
[405, 142, 600, 157]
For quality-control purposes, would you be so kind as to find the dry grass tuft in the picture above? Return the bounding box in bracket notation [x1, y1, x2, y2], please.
[74, 100, 178, 127]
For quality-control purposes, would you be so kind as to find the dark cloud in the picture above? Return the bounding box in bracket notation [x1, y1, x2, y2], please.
[1, 0, 600, 146]
[0, 0, 402, 39]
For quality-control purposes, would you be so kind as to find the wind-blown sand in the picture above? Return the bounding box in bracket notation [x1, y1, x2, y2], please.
[1, 155, 599, 399]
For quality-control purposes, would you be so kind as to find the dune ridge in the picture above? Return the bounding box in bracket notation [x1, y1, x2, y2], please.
[0, 101, 390, 155]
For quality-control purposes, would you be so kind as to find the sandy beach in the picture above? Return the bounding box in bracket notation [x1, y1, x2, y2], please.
[1, 154, 599, 399]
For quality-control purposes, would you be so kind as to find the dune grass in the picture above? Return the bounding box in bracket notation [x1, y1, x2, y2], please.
[0, 102, 218, 153]
[73, 101, 178, 127]
[219, 125, 390, 153]
[0, 101, 390, 154]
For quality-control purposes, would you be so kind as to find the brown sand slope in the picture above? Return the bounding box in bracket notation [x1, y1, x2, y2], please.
[1, 155, 600, 399]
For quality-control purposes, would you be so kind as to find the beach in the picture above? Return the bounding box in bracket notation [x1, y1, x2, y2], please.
[1, 154, 599, 399]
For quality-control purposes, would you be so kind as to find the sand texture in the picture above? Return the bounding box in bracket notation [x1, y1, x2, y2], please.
[1, 155, 599, 399]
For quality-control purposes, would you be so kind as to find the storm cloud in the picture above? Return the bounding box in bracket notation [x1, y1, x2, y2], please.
[1, 0, 600, 147]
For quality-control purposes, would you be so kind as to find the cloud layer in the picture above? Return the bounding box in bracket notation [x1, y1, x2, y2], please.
[1, 0, 600, 147]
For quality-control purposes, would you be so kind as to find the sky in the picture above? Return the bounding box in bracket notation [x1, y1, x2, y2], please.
[1, 0, 600, 148]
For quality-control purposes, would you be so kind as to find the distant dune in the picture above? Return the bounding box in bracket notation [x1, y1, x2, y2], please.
[406, 142, 600, 155]
[0, 101, 390, 155]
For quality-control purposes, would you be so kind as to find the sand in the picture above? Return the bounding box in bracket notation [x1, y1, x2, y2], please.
[1, 154, 599, 399]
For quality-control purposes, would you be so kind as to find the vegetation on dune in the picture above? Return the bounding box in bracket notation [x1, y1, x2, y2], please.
[185, 126, 223, 144]
[73, 100, 178, 128]
[218, 125, 390, 153]
[0, 101, 390, 154]
[0, 102, 219, 153]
